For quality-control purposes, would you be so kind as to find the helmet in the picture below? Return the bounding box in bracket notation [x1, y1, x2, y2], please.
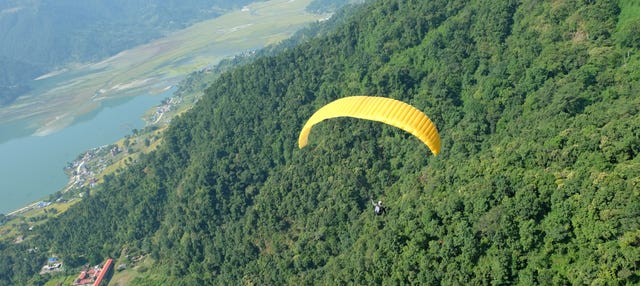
[378, 201, 382, 205]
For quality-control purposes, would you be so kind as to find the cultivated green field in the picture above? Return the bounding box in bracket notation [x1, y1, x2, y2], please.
[0, 0, 327, 136]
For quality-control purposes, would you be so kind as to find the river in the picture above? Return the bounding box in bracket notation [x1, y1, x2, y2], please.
[0, 90, 171, 214]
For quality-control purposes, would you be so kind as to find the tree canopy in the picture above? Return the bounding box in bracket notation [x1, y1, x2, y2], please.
[2, 0, 639, 284]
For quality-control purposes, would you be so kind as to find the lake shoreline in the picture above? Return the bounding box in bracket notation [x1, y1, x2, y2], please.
[1, 90, 173, 216]
[0, 0, 325, 236]
[1, 86, 187, 239]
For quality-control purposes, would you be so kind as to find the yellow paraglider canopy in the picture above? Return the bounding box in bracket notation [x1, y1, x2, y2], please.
[298, 96, 441, 155]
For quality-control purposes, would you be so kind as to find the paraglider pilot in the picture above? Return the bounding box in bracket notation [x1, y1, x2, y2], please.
[371, 199, 385, 215]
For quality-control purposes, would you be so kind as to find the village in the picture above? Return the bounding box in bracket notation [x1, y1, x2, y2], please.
[2, 92, 183, 218]
[60, 91, 187, 192]
[71, 258, 113, 286]
[0, 90, 193, 244]
[39, 257, 115, 286]
[19, 89, 204, 285]
[0, 89, 197, 284]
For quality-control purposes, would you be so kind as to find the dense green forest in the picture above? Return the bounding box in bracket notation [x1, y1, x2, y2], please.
[2, 0, 640, 284]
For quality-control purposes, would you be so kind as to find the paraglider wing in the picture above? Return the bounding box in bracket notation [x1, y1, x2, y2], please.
[298, 96, 441, 155]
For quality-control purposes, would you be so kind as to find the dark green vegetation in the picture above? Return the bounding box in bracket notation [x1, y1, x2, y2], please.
[0, 0, 262, 105]
[2, 0, 640, 284]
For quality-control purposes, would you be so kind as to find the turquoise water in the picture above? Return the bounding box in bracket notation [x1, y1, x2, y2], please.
[0, 90, 171, 214]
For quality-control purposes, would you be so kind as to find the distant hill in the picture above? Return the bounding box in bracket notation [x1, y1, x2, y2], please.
[0, 0, 264, 105]
[1, 0, 639, 285]
[0, 56, 41, 105]
[0, 0, 358, 106]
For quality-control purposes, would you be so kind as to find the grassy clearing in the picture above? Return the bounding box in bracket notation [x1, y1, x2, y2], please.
[43, 275, 76, 286]
[109, 256, 159, 286]
[618, 0, 640, 26]
[0, 199, 78, 241]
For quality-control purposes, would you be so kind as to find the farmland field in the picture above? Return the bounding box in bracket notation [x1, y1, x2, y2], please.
[0, 0, 326, 138]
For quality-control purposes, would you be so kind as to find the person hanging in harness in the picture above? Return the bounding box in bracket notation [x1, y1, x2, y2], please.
[371, 199, 385, 215]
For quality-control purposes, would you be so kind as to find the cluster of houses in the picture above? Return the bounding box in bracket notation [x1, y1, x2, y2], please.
[72, 258, 113, 286]
[39, 256, 114, 285]
[40, 257, 62, 274]
[151, 96, 181, 124]
[65, 145, 118, 192]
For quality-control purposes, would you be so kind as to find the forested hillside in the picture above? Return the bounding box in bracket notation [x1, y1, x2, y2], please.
[2, 0, 639, 284]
